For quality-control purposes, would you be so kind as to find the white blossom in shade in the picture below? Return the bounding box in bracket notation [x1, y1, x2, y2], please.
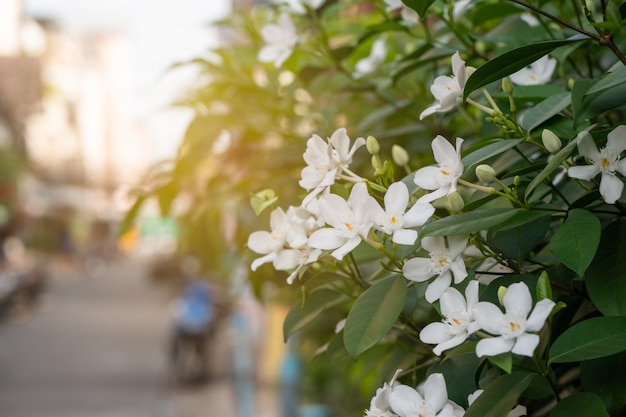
[473, 282, 555, 357]
[299, 128, 366, 204]
[365, 369, 402, 417]
[402, 235, 469, 303]
[420, 52, 468, 119]
[388, 374, 465, 417]
[354, 38, 387, 78]
[419, 280, 480, 356]
[568, 126, 626, 204]
[509, 55, 557, 85]
[308, 182, 377, 260]
[468, 389, 527, 417]
[369, 182, 435, 245]
[413, 136, 464, 203]
[383, 0, 420, 26]
[258, 13, 297, 68]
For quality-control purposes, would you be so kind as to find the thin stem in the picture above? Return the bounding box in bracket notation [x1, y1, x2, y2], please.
[466, 98, 496, 115]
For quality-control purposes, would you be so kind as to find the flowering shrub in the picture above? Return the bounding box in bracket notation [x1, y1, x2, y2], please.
[130, 0, 626, 415]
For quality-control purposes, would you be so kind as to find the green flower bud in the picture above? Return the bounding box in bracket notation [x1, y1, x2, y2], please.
[366, 135, 380, 155]
[371, 154, 383, 171]
[391, 145, 410, 167]
[514, 175, 521, 187]
[475, 164, 497, 183]
[541, 129, 562, 154]
[497, 286, 507, 305]
[446, 192, 465, 213]
[568, 78, 575, 90]
[502, 77, 514, 95]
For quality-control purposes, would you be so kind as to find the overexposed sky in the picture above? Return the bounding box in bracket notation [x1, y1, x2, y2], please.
[23, 0, 232, 162]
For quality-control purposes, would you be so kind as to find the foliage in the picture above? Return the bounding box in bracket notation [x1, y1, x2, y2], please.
[131, 0, 626, 415]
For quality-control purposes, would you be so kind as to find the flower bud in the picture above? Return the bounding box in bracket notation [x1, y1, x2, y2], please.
[497, 286, 507, 305]
[366, 135, 380, 155]
[514, 175, 521, 187]
[568, 78, 575, 90]
[541, 129, 562, 154]
[446, 192, 465, 213]
[391, 145, 410, 167]
[475, 164, 497, 183]
[371, 154, 383, 171]
[502, 77, 514, 95]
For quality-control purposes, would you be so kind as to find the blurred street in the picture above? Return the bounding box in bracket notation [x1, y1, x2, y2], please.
[0, 256, 280, 417]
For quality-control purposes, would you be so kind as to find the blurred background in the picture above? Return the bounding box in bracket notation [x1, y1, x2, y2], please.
[0, 0, 294, 416]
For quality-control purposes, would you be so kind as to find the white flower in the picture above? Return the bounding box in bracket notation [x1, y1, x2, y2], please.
[388, 374, 465, 417]
[509, 55, 557, 85]
[414, 136, 464, 203]
[383, 0, 420, 26]
[258, 13, 297, 68]
[420, 52, 468, 119]
[520, 13, 539, 26]
[370, 182, 435, 245]
[354, 38, 387, 78]
[308, 182, 376, 260]
[452, 0, 472, 20]
[402, 235, 469, 303]
[299, 128, 366, 204]
[473, 282, 555, 357]
[420, 280, 480, 356]
[248, 206, 321, 284]
[468, 389, 527, 417]
[568, 126, 626, 204]
[365, 369, 402, 417]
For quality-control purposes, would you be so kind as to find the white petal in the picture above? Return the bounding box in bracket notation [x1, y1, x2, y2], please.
[568, 164, 600, 181]
[414, 166, 441, 190]
[432, 135, 456, 166]
[420, 322, 451, 344]
[476, 336, 515, 357]
[447, 235, 468, 258]
[606, 125, 626, 154]
[508, 405, 528, 417]
[599, 172, 624, 204]
[451, 52, 466, 88]
[331, 236, 361, 260]
[465, 280, 480, 310]
[473, 302, 505, 335]
[420, 103, 441, 120]
[503, 282, 532, 318]
[577, 131, 601, 160]
[525, 299, 555, 331]
[403, 202, 435, 228]
[450, 258, 468, 284]
[251, 253, 275, 271]
[389, 385, 425, 416]
[385, 182, 409, 213]
[392, 229, 418, 245]
[433, 333, 467, 356]
[308, 228, 345, 250]
[511, 333, 539, 357]
[439, 287, 466, 318]
[402, 257, 432, 282]
[247, 231, 275, 254]
[423, 373, 448, 413]
[425, 271, 452, 303]
[422, 236, 446, 253]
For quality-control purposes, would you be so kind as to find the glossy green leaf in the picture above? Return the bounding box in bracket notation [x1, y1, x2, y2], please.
[464, 36, 589, 99]
[525, 136, 578, 200]
[585, 65, 626, 96]
[550, 209, 600, 277]
[586, 218, 626, 316]
[283, 289, 348, 341]
[343, 275, 407, 359]
[549, 316, 626, 363]
[472, 2, 524, 25]
[401, 0, 436, 16]
[536, 271, 553, 301]
[520, 91, 571, 132]
[548, 392, 610, 417]
[572, 77, 626, 127]
[488, 352, 513, 374]
[421, 208, 521, 237]
[464, 372, 533, 417]
[488, 214, 551, 261]
[581, 352, 626, 413]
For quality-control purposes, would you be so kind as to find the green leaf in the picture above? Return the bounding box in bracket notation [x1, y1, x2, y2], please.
[525, 136, 578, 200]
[461, 139, 524, 179]
[550, 209, 601, 277]
[119, 195, 146, 236]
[585, 65, 626, 96]
[471, 2, 525, 26]
[549, 316, 626, 363]
[488, 352, 513, 374]
[250, 189, 278, 215]
[581, 352, 626, 413]
[572, 77, 626, 127]
[464, 372, 533, 417]
[343, 275, 407, 359]
[488, 214, 551, 261]
[536, 271, 553, 300]
[283, 289, 348, 342]
[585, 218, 626, 316]
[464, 36, 589, 99]
[421, 208, 521, 237]
[548, 392, 610, 417]
[520, 91, 571, 132]
[401, 0, 436, 16]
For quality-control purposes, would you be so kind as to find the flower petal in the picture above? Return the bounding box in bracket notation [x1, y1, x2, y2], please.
[439, 287, 466, 318]
[422, 236, 446, 253]
[308, 228, 345, 250]
[599, 172, 624, 204]
[392, 229, 418, 245]
[425, 271, 452, 303]
[423, 373, 448, 413]
[331, 236, 361, 260]
[577, 131, 600, 160]
[389, 385, 425, 416]
[420, 322, 451, 344]
[511, 333, 539, 357]
[473, 302, 505, 335]
[403, 202, 435, 228]
[476, 336, 515, 357]
[525, 299, 555, 332]
[432, 135, 456, 166]
[568, 164, 600, 181]
[433, 333, 467, 356]
[420, 103, 441, 120]
[414, 166, 441, 191]
[402, 257, 432, 282]
[606, 125, 626, 154]
[503, 282, 532, 318]
[385, 182, 409, 214]
[450, 258, 468, 284]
